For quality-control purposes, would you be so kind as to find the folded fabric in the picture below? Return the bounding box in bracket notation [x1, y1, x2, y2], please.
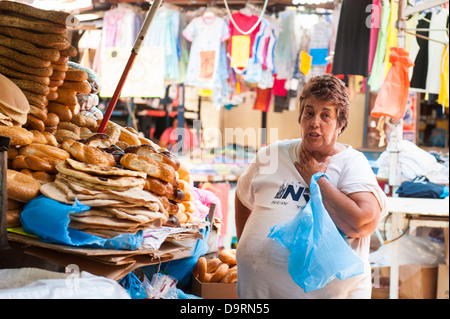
[396, 176, 448, 198]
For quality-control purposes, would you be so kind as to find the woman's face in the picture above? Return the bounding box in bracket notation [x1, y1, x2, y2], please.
[299, 96, 342, 157]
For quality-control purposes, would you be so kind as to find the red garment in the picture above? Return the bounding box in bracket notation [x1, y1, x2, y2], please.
[253, 87, 272, 112]
[371, 47, 414, 119]
[272, 75, 287, 96]
[228, 12, 261, 58]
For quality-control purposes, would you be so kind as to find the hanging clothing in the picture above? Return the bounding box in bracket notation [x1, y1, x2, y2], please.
[382, 0, 398, 78]
[438, 45, 449, 108]
[368, 0, 382, 74]
[405, 13, 420, 82]
[253, 87, 272, 112]
[426, 9, 449, 94]
[368, 0, 391, 91]
[410, 12, 432, 90]
[332, 0, 372, 77]
[144, 5, 181, 82]
[228, 12, 261, 68]
[182, 15, 230, 90]
[274, 10, 297, 79]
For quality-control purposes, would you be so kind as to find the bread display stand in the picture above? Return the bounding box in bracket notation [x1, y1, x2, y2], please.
[0, 135, 64, 273]
[6, 232, 194, 281]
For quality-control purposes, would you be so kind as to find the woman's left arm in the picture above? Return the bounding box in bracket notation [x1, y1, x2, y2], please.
[295, 147, 382, 238]
[316, 177, 382, 238]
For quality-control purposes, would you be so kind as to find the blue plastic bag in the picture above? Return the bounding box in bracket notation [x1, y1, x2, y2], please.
[20, 195, 143, 250]
[268, 173, 364, 293]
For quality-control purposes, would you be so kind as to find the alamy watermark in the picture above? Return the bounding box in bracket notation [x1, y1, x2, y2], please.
[168, 120, 280, 174]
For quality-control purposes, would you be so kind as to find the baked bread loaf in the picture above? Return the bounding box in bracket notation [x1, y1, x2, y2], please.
[0, 125, 33, 146]
[0, 34, 60, 61]
[12, 155, 62, 174]
[0, 27, 71, 50]
[0, 1, 77, 26]
[125, 144, 180, 170]
[61, 139, 116, 167]
[0, 14, 68, 35]
[6, 169, 41, 202]
[19, 143, 70, 161]
[120, 153, 177, 185]
[0, 44, 51, 68]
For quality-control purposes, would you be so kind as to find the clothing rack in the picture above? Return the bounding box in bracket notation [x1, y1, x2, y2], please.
[387, 0, 448, 299]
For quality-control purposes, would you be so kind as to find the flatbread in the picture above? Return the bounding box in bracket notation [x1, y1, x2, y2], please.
[56, 161, 145, 189]
[57, 172, 143, 192]
[55, 176, 165, 213]
[66, 158, 147, 178]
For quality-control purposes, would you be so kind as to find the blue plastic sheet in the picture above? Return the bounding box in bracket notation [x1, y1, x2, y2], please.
[268, 173, 364, 293]
[20, 195, 143, 250]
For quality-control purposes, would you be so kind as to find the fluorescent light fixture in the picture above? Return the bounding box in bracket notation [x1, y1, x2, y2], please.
[32, 0, 93, 12]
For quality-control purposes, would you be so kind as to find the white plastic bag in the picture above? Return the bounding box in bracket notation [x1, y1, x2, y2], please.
[0, 268, 130, 299]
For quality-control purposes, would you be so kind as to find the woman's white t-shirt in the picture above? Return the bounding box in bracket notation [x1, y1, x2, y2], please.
[236, 139, 387, 299]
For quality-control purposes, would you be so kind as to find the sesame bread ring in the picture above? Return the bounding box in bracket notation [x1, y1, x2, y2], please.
[210, 263, 229, 283]
[218, 249, 237, 265]
[220, 268, 238, 283]
[206, 258, 222, 273]
[193, 256, 207, 283]
[0, 27, 70, 50]
[0, 1, 76, 26]
[0, 14, 67, 35]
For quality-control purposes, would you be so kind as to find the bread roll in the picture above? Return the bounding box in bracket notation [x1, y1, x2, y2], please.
[125, 144, 180, 170]
[193, 257, 207, 282]
[0, 125, 33, 146]
[60, 80, 91, 93]
[0, 1, 76, 26]
[43, 131, 58, 147]
[19, 143, 70, 160]
[61, 139, 116, 167]
[0, 27, 71, 50]
[43, 112, 60, 127]
[210, 263, 229, 283]
[218, 249, 237, 265]
[12, 155, 63, 174]
[55, 129, 79, 144]
[6, 169, 41, 202]
[47, 102, 72, 122]
[7, 209, 21, 228]
[120, 153, 177, 185]
[24, 114, 45, 133]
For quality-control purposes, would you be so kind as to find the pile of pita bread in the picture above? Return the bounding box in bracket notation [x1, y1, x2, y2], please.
[40, 158, 168, 239]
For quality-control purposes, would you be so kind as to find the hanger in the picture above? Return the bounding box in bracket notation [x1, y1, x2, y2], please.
[240, 1, 254, 17]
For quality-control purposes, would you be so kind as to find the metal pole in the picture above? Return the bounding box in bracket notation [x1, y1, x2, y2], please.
[98, 0, 163, 133]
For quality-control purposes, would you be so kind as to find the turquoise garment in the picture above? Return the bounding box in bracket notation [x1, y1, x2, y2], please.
[144, 6, 180, 82]
[368, 0, 391, 91]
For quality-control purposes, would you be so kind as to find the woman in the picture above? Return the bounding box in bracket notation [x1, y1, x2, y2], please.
[235, 74, 387, 298]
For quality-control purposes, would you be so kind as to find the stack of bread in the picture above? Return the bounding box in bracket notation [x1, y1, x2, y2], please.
[0, 0, 197, 239]
[39, 158, 167, 238]
[0, 0, 78, 135]
[193, 249, 237, 283]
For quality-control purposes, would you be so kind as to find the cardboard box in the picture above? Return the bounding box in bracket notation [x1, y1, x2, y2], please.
[372, 264, 438, 299]
[191, 275, 238, 299]
[436, 264, 449, 299]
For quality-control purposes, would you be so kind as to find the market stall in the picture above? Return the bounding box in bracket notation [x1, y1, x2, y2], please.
[0, 0, 448, 301]
[0, 0, 223, 299]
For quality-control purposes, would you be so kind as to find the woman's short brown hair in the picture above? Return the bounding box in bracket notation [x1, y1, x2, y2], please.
[298, 74, 350, 134]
